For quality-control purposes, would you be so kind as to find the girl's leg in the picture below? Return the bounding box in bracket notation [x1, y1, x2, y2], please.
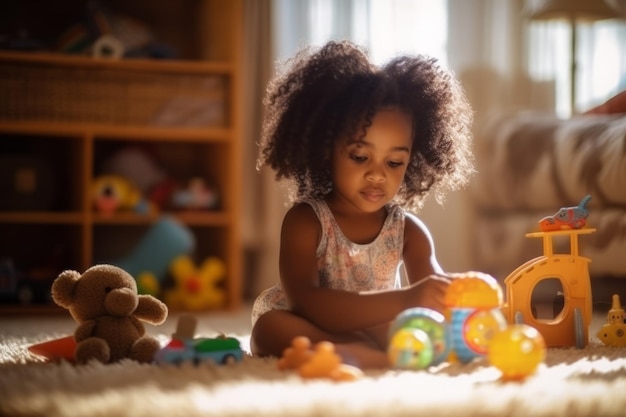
[251, 309, 389, 369]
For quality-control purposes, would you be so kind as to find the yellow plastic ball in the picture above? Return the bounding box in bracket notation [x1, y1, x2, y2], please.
[488, 324, 546, 380]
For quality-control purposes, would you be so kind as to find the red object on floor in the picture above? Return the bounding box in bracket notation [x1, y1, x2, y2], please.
[28, 335, 76, 363]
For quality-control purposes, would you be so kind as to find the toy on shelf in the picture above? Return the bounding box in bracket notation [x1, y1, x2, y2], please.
[387, 307, 449, 370]
[501, 226, 595, 349]
[596, 294, 626, 347]
[164, 255, 226, 311]
[487, 324, 546, 381]
[154, 315, 243, 365]
[31, 265, 168, 365]
[92, 174, 156, 216]
[539, 195, 591, 232]
[444, 272, 507, 364]
[278, 336, 363, 381]
[171, 177, 219, 210]
[113, 216, 195, 296]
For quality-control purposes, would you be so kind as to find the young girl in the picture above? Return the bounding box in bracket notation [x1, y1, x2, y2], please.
[251, 40, 474, 368]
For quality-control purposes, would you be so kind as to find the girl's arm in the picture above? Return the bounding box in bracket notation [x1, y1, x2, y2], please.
[278, 204, 448, 334]
[401, 212, 451, 311]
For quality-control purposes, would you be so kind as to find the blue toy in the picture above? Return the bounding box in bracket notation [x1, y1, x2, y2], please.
[112, 216, 194, 295]
[449, 307, 507, 363]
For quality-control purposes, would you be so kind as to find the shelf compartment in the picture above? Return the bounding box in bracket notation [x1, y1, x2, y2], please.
[91, 223, 232, 279]
[1, 57, 229, 128]
[0, 223, 84, 278]
[0, 133, 84, 212]
[92, 140, 231, 212]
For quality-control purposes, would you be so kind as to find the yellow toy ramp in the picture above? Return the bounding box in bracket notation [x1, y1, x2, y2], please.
[503, 255, 592, 348]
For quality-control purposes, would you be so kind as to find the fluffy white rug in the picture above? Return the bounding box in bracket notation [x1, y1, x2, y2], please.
[1, 310, 626, 417]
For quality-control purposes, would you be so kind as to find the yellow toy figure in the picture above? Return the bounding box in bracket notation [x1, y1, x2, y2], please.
[92, 174, 156, 216]
[597, 294, 626, 347]
[164, 255, 226, 311]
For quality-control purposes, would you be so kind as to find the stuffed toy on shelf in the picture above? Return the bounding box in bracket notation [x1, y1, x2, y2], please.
[92, 174, 156, 216]
[164, 255, 226, 311]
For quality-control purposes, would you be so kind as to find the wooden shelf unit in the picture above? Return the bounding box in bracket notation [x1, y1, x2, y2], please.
[0, 0, 243, 313]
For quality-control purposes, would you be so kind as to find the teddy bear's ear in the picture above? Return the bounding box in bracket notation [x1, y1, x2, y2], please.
[51, 270, 81, 309]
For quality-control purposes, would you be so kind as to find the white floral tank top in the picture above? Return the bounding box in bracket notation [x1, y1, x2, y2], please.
[251, 199, 405, 325]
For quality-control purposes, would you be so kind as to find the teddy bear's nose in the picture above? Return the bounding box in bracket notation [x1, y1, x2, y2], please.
[105, 287, 139, 316]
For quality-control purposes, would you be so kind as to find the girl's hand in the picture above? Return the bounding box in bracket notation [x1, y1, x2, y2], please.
[407, 274, 452, 314]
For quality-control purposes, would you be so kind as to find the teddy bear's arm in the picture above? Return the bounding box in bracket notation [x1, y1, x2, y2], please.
[75, 320, 97, 342]
[134, 295, 168, 324]
[129, 316, 146, 336]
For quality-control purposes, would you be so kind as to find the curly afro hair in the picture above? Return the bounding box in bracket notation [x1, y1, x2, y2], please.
[257, 40, 474, 210]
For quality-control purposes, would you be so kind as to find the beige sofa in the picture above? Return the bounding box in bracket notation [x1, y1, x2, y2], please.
[469, 111, 626, 301]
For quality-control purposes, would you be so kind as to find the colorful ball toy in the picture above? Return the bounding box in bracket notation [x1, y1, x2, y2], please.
[388, 307, 450, 369]
[450, 308, 508, 363]
[388, 328, 434, 369]
[444, 272, 507, 363]
[488, 324, 546, 380]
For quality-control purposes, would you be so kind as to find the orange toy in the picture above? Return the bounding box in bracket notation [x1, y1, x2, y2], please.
[444, 271, 503, 310]
[28, 335, 77, 363]
[501, 228, 595, 348]
[277, 336, 314, 371]
[278, 336, 363, 381]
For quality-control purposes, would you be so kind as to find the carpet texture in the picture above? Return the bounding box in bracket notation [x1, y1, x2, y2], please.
[1, 309, 626, 417]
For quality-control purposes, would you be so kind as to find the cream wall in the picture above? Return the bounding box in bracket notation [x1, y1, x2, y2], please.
[415, 189, 475, 273]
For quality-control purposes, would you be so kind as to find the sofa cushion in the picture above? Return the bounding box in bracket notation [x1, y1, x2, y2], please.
[471, 111, 626, 211]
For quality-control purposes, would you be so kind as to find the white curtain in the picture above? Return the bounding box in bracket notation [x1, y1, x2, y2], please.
[272, 0, 448, 64]
[241, 0, 279, 299]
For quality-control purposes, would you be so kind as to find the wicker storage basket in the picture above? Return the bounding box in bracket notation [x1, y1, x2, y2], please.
[0, 61, 226, 127]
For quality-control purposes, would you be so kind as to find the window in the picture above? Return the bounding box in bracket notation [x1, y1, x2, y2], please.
[528, 19, 626, 116]
[272, 0, 447, 66]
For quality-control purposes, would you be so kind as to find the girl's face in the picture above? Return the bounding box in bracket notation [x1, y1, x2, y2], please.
[329, 108, 412, 213]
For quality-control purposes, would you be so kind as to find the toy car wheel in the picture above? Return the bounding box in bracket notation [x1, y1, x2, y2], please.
[574, 308, 585, 349]
[171, 358, 185, 366]
[221, 354, 237, 365]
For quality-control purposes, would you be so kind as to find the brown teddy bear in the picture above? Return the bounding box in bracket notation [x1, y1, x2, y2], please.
[51, 264, 168, 364]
